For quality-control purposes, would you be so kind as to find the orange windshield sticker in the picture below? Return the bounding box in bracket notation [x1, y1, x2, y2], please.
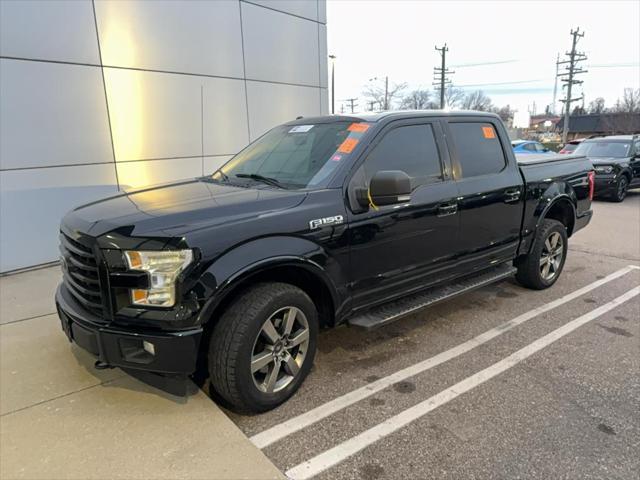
[348, 123, 370, 133]
[482, 126, 496, 139]
[338, 137, 359, 154]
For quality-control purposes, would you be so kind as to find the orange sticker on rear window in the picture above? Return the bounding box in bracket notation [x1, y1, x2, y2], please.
[482, 126, 496, 139]
[348, 123, 370, 133]
[338, 137, 359, 154]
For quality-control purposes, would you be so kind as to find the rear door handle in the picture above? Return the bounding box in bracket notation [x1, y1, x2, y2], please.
[504, 189, 522, 203]
[437, 203, 458, 217]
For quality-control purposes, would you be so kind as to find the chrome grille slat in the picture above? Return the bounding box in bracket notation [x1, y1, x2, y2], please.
[59, 232, 104, 316]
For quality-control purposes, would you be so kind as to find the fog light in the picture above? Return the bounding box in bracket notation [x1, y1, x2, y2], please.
[143, 341, 155, 355]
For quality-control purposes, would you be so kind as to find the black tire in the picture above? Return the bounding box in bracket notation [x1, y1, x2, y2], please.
[516, 219, 568, 290]
[611, 175, 629, 202]
[208, 282, 318, 413]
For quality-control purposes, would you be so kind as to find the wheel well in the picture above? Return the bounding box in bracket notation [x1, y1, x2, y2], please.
[207, 265, 336, 331]
[544, 199, 575, 237]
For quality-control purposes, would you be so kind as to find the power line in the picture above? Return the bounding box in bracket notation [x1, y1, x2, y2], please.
[433, 44, 454, 109]
[558, 28, 588, 143]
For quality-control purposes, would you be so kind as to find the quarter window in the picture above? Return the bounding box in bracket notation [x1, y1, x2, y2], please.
[363, 124, 443, 189]
[449, 122, 507, 178]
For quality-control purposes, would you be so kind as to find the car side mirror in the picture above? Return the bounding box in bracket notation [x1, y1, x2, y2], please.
[357, 170, 411, 208]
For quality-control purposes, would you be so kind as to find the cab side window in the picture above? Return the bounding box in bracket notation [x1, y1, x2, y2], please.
[449, 122, 506, 178]
[364, 124, 443, 190]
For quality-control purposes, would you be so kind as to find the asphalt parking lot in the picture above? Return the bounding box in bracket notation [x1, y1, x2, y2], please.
[224, 191, 640, 480]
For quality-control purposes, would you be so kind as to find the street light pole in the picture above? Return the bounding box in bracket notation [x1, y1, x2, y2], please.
[329, 55, 336, 114]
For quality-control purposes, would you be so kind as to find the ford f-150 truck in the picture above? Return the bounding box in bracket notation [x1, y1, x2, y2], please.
[56, 111, 594, 413]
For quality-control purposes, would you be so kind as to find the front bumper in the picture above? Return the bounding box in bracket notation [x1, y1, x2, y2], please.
[56, 284, 203, 379]
[594, 174, 617, 195]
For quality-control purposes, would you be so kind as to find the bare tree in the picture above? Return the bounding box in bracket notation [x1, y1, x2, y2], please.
[399, 90, 433, 110]
[588, 97, 606, 114]
[444, 86, 465, 108]
[492, 104, 514, 124]
[363, 78, 407, 111]
[612, 88, 640, 113]
[461, 90, 493, 111]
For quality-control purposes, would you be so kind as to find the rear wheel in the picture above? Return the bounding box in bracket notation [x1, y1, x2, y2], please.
[516, 219, 568, 290]
[611, 175, 629, 202]
[208, 282, 318, 413]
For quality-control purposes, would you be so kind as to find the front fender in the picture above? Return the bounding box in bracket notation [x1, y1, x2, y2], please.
[194, 236, 345, 324]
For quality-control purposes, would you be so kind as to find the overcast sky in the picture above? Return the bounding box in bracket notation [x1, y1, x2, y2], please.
[326, 0, 640, 114]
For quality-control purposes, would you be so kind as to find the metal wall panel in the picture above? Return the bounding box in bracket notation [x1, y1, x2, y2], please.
[95, 0, 244, 78]
[202, 78, 250, 156]
[0, 165, 119, 272]
[0, 59, 113, 170]
[318, 24, 328, 88]
[0, 0, 99, 64]
[241, 2, 320, 86]
[247, 0, 318, 21]
[103, 68, 248, 162]
[246, 81, 320, 140]
[320, 88, 329, 115]
[117, 157, 203, 191]
[318, 0, 327, 23]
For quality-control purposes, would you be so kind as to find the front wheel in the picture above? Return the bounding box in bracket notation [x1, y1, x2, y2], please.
[611, 175, 629, 202]
[515, 219, 568, 290]
[208, 282, 318, 413]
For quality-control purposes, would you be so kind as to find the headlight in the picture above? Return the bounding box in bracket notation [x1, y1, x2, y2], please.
[594, 165, 614, 174]
[124, 250, 193, 307]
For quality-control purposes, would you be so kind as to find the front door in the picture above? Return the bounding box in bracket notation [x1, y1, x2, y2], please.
[346, 120, 461, 309]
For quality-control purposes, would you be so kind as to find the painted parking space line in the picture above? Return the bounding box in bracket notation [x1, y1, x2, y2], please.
[251, 265, 639, 449]
[286, 285, 640, 480]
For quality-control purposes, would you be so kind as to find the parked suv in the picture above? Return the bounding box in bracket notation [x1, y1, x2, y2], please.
[573, 135, 640, 202]
[56, 112, 593, 412]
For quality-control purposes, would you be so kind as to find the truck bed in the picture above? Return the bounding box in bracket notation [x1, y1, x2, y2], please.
[516, 153, 586, 165]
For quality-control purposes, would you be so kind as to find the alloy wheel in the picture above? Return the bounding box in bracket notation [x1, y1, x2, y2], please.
[251, 306, 310, 393]
[617, 177, 628, 201]
[539, 231, 564, 281]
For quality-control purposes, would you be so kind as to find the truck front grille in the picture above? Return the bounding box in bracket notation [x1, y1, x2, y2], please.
[59, 233, 104, 317]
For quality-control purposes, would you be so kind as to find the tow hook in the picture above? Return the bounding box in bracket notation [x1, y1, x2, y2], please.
[94, 360, 114, 370]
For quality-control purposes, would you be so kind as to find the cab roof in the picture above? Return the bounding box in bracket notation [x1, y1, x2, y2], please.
[286, 110, 500, 125]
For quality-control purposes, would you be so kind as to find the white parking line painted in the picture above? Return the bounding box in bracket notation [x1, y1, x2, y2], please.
[286, 285, 640, 480]
[251, 265, 638, 449]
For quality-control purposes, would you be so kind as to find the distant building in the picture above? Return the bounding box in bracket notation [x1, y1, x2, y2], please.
[556, 113, 640, 140]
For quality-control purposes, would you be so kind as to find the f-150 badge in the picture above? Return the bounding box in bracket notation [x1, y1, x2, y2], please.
[309, 215, 344, 230]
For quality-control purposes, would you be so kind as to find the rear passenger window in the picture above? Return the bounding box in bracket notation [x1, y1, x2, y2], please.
[449, 122, 506, 178]
[364, 124, 442, 189]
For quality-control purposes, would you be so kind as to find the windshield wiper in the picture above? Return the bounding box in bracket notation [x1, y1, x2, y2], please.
[235, 173, 286, 189]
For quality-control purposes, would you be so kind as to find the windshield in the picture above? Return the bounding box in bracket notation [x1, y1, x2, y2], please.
[561, 143, 578, 152]
[211, 121, 371, 189]
[574, 141, 631, 158]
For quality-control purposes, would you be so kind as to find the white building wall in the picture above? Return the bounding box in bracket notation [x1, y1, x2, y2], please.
[0, 0, 328, 272]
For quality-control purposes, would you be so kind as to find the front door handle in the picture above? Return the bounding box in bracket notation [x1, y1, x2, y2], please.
[437, 203, 458, 217]
[504, 189, 522, 203]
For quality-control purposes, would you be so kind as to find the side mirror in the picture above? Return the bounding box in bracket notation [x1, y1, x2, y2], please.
[357, 170, 411, 208]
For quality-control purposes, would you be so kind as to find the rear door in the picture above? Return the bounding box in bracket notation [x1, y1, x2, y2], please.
[444, 118, 524, 271]
[346, 119, 460, 308]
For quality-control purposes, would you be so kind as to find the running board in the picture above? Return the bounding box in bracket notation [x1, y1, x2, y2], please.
[348, 263, 517, 330]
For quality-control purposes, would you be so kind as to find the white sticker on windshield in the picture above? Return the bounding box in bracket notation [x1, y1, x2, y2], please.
[289, 125, 314, 133]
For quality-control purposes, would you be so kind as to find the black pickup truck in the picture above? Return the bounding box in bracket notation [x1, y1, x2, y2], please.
[56, 111, 593, 412]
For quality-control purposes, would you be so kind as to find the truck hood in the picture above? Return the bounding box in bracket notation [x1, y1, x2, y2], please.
[63, 178, 307, 242]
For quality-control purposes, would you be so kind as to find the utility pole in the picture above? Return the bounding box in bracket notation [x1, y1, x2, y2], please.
[558, 28, 588, 143]
[551, 53, 560, 114]
[433, 44, 454, 109]
[343, 97, 358, 113]
[384, 76, 389, 110]
[329, 55, 336, 114]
